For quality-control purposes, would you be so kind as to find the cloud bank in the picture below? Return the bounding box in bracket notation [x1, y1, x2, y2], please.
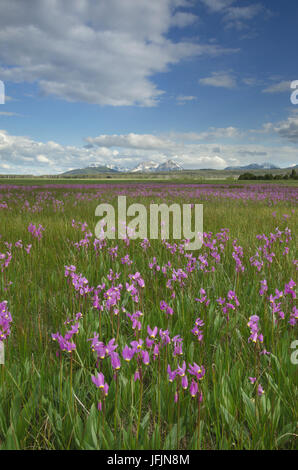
[0, 0, 238, 107]
[0, 121, 297, 174]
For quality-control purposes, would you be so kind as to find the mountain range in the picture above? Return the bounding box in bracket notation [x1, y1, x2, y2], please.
[224, 162, 280, 170]
[60, 160, 296, 176]
[131, 159, 183, 173]
[60, 164, 118, 176]
[61, 159, 183, 176]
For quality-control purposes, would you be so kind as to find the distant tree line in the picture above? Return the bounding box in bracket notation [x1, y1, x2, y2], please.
[0, 174, 35, 178]
[238, 169, 298, 181]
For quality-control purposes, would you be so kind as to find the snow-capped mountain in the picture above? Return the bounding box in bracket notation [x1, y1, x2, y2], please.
[260, 162, 280, 170]
[225, 162, 280, 170]
[106, 164, 131, 172]
[131, 161, 160, 173]
[131, 159, 183, 173]
[60, 159, 184, 176]
[156, 159, 183, 172]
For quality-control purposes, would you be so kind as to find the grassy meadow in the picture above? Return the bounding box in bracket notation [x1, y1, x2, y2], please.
[0, 180, 297, 450]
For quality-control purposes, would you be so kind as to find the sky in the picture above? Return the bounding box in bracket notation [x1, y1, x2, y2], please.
[0, 0, 297, 174]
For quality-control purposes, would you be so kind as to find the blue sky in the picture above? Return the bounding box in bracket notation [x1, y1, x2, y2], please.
[0, 0, 297, 174]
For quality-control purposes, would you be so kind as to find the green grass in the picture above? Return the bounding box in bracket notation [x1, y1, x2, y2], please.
[0, 183, 297, 450]
[0, 176, 297, 186]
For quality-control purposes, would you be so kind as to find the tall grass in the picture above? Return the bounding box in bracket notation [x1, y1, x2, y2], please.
[0, 183, 297, 450]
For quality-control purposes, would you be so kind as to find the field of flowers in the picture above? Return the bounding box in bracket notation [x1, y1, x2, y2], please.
[0, 181, 297, 450]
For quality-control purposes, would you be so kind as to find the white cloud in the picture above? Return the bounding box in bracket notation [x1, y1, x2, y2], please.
[86, 133, 173, 150]
[238, 149, 268, 157]
[171, 12, 198, 27]
[85, 129, 298, 169]
[176, 95, 197, 105]
[0, 129, 119, 174]
[273, 117, 298, 142]
[0, 111, 18, 117]
[242, 77, 260, 86]
[200, 0, 235, 12]
[175, 127, 242, 140]
[0, 0, 238, 107]
[184, 154, 227, 168]
[199, 71, 236, 88]
[0, 162, 10, 169]
[36, 154, 51, 164]
[262, 80, 292, 94]
[0, 122, 297, 175]
[0, 111, 22, 116]
[247, 116, 298, 143]
[224, 4, 263, 21]
[201, 1, 266, 30]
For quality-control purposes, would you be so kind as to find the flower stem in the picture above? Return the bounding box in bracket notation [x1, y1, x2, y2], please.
[114, 373, 119, 431]
[197, 387, 201, 449]
[136, 367, 143, 446]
